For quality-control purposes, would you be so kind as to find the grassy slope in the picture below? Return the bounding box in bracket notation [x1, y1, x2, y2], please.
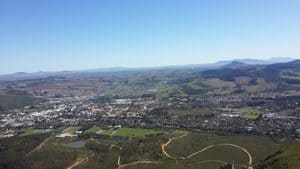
[0, 95, 38, 111]
[0, 134, 49, 169]
[258, 142, 300, 169]
[112, 128, 167, 138]
[166, 133, 281, 166]
[20, 128, 54, 137]
[85, 125, 101, 133]
[0, 131, 292, 169]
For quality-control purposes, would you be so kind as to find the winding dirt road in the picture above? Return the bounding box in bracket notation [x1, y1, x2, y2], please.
[66, 133, 253, 169]
[118, 161, 162, 169]
[193, 160, 227, 165]
[186, 143, 253, 165]
[117, 155, 161, 169]
[91, 138, 122, 151]
[161, 134, 188, 160]
[161, 134, 253, 166]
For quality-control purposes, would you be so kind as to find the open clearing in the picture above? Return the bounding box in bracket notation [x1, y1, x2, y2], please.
[235, 108, 262, 119]
[104, 128, 167, 138]
[85, 125, 101, 133]
[20, 128, 54, 137]
[62, 126, 81, 133]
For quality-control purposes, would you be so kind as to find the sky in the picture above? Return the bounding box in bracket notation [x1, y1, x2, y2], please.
[0, 0, 300, 74]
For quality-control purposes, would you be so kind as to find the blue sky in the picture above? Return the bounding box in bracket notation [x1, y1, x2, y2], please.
[0, 0, 300, 74]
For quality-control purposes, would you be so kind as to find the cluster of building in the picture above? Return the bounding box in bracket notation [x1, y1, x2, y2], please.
[1, 89, 300, 139]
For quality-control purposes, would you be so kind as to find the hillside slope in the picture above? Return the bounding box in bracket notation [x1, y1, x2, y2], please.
[257, 142, 300, 169]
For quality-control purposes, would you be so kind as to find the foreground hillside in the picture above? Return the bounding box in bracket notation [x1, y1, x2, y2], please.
[257, 142, 300, 169]
[0, 129, 287, 169]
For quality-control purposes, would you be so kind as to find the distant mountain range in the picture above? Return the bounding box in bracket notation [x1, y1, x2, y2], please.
[202, 59, 300, 83]
[0, 57, 296, 81]
[215, 57, 295, 65]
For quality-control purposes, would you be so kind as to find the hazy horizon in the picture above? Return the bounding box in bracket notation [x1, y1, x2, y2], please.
[1, 0, 300, 74]
[0, 56, 297, 75]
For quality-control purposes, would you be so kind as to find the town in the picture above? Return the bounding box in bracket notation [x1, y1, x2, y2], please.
[1, 85, 300, 139]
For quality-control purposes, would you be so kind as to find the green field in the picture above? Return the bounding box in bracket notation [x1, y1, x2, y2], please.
[102, 129, 114, 135]
[0, 94, 38, 110]
[234, 108, 262, 119]
[20, 128, 54, 137]
[172, 130, 190, 135]
[85, 125, 101, 133]
[107, 128, 167, 138]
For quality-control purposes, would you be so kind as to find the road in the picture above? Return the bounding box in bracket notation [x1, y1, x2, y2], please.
[66, 133, 253, 169]
[91, 138, 122, 151]
[161, 134, 253, 166]
[117, 154, 161, 169]
[65, 133, 253, 168]
[66, 152, 95, 169]
[161, 134, 188, 160]
[186, 144, 253, 165]
[118, 161, 162, 169]
[193, 160, 227, 165]
[66, 157, 88, 169]
[26, 136, 52, 157]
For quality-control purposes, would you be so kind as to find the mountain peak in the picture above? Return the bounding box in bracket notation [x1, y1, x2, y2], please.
[223, 61, 249, 69]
